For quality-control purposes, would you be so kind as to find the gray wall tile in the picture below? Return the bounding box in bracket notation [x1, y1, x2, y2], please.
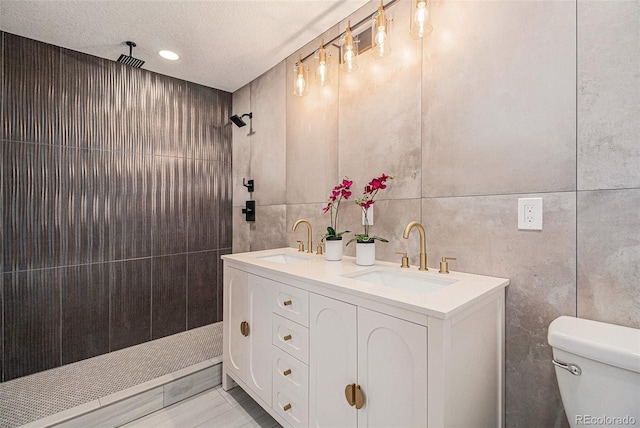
[423, 192, 576, 427]
[286, 30, 340, 205]
[250, 204, 287, 251]
[577, 0, 640, 190]
[250, 62, 287, 206]
[423, 0, 576, 197]
[231, 84, 251, 208]
[577, 189, 640, 328]
[339, 0, 422, 201]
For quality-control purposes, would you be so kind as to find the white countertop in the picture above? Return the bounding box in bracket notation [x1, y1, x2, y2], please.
[222, 247, 509, 320]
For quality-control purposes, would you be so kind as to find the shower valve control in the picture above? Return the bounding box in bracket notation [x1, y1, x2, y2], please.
[243, 178, 254, 193]
[242, 200, 255, 222]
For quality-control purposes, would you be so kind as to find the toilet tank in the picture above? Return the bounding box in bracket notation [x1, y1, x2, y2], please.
[548, 316, 640, 428]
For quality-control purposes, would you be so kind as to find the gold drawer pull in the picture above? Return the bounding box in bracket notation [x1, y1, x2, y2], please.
[283, 300, 292, 306]
[283, 403, 292, 411]
[283, 334, 292, 341]
[283, 369, 292, 376]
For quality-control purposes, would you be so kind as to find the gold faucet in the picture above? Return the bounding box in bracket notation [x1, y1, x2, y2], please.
[403, 221, 428, 271]
[292, 219, 313, 254]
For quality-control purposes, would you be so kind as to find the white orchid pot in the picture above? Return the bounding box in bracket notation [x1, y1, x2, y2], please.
[324, 237, 344, 261]
[355, 241, 376, 266]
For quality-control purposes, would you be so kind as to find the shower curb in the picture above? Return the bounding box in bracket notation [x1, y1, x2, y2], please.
[19, 356, 223, 428]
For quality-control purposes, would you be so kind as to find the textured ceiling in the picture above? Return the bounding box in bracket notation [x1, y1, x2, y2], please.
[0, 0, 369, 92]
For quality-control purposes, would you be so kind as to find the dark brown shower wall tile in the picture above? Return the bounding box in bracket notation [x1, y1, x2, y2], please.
[152, 255, 187, 339]
[185, 82, 218, 161]
[217, 90, 233, 164]
[218, 161, 233, 249]
[2, 34, 60, 144]
[3, 269, 61, 380]
[217, 249, 231, 323]
[59, 48, 110, 150]
[110, 259, 151, 351]
[187, 251, 218, 329]
[152, 75, 187, 157]
[117, 153, 153, 260]
[152, 156, 187, 256]
[187, 160, 219, 252]
[3, 142, 62, 272]
[61, 263, 109, 364]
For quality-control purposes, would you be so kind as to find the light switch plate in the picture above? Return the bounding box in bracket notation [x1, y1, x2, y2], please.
[518, 198, 543, 230]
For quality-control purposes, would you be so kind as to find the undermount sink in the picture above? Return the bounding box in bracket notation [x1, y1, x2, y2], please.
[256, 252, 313, 264]
[343, 268, 457, 293]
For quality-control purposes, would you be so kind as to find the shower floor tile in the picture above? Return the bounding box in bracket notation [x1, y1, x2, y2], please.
[0, 323, 223, 428]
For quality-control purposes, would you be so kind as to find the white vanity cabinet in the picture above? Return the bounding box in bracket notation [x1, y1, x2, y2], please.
[309, 294, 427, 427]
[222, 248, 508, 428]
[222, 267, 274, 406]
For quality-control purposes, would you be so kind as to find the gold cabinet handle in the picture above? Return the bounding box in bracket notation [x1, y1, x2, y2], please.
[345, 383, 364, 409]
[283, 300, 292, 306]
[283, 369, 292, 376]
[240, 321, 250, 337]
[354, 385, 364, 409]
[283, 403, 292, 411]
[345, 384, 355, 407]
[283, 334, 292, 341]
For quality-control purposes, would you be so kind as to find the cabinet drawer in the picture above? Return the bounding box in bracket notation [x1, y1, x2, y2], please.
[273, 314, 309, 364]
[273, 346, 309, 397]
[273, 283, 309, 327]
[273, 382, 308, 428]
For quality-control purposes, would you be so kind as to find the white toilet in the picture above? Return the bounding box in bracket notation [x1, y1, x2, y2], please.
[548, 316, 640, 427]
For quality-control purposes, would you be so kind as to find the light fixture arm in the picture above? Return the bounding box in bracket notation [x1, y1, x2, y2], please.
[299, 0, 401, 63]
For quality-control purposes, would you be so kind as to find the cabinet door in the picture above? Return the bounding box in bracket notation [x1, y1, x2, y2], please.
[224, 266, 248, 381]
[246, 275, 275, 405]
[309, 294, 357, 428]
[357, 308, 428, 428]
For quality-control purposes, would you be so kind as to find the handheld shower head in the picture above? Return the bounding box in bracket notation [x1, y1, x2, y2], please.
[230, 112, 252, 128]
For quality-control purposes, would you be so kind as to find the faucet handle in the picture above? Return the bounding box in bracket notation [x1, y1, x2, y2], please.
[297, 240, 305, 252]
[395, 251, 410, 268]
[316, 242, 324, 255]
[439, 257, 457, 274]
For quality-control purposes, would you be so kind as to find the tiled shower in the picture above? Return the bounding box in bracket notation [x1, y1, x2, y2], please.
[1, 32, 232, 382]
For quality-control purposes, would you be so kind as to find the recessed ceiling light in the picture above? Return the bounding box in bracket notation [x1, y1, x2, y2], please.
[158, 50, 180, 61]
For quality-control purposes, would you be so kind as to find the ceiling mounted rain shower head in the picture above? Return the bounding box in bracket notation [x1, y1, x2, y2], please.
[117, 41, 145, 68]
[230, 112, 252, 128]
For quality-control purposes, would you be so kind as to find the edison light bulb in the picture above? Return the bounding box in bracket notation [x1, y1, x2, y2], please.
[344, 47, 355, 72]
[317, 61, 327, 85]
[414, 1, 429, 37]
[296, 73, 306, 94]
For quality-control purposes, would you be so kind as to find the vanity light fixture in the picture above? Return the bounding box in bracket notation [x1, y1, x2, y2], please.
[372, 0, 391, 58]
[314, 39, 330, 86]
[158, 50, 180, 61]
[293, 54, 309, 96]
[340, 21, 359, 73]
[411, 0, 432, 38]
